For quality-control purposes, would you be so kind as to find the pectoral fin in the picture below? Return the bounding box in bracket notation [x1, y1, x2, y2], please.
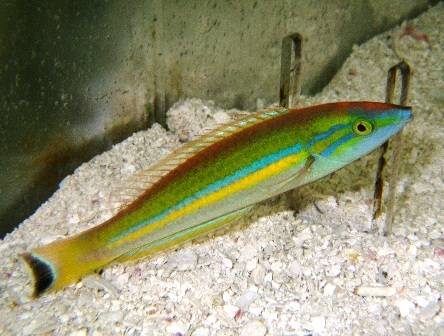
[270, 155, 315, 194]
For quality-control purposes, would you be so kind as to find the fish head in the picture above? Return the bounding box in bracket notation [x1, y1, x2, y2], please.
[304, 102, 412, 176]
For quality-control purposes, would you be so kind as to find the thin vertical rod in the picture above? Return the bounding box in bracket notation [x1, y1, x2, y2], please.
[149, 0, 167, 128]
[372, 61, 411, 235]
[280, 33, 302, 108]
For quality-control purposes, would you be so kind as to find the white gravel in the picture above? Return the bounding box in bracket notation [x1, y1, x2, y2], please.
[1, 4, 443, 336]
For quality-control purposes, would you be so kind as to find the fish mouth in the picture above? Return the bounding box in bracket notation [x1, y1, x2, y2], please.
[399, 108, 413, 123]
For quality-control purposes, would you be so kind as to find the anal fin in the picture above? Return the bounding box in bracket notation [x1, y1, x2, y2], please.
[115, 205, 255, 262]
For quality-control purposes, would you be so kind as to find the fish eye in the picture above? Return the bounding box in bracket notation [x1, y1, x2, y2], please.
[352, 120, 373, 136]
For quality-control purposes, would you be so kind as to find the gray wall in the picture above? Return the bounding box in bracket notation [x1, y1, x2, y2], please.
[158, 0, 432, 109]
[0, 0, 432, 236]
[0, 1, 155, 235]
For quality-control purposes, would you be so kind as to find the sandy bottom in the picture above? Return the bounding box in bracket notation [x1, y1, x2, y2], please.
[1, 4, 443, 336]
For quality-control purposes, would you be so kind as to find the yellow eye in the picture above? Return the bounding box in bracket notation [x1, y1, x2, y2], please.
[352, 120, 373, 136]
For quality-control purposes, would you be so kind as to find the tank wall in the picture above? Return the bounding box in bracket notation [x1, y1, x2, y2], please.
[0, 1, 155, 235]
[158, 0, 431, 109]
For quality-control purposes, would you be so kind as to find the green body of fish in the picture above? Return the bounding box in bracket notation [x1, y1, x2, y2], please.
[22, 101, 412, 297]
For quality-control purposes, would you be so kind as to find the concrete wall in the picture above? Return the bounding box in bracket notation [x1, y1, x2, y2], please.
[0, 1, 155, 235]
[0, 0, 432, 235]
[158, 0, 431, 109]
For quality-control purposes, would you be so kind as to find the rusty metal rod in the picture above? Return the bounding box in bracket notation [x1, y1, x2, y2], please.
[372, 61, 411, 235]
[280, 33, 302, 108]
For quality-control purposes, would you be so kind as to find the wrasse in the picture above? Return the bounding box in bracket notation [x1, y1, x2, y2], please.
[22, 102, 412, 297]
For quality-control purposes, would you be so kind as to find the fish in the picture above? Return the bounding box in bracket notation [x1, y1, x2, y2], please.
[21, 101, 412, 297]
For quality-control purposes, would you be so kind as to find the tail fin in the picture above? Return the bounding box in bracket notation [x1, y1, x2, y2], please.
[21, 233, 116, 298]
[21, 253, 55, 297]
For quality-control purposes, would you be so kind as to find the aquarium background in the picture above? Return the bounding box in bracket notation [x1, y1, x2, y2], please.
[0, 0, 434, 236]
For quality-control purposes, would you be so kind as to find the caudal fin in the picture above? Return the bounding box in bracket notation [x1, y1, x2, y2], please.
[21, 232, 117, 298]
[21, 253, 57, 298]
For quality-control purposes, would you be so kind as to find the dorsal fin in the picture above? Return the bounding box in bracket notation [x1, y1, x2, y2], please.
[110, 107, 289, 207]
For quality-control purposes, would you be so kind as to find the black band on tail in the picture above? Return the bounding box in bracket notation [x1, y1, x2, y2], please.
[21, 253, 55, 298]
